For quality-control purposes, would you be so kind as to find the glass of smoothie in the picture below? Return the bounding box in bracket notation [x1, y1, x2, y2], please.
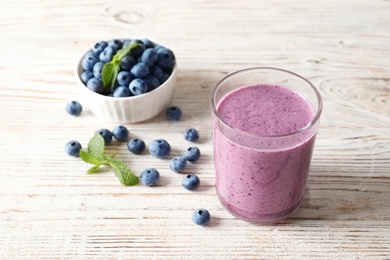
[211, 67, 322, 223]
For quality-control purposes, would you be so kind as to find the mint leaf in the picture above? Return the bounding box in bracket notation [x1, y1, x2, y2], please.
[101, 42, 139, 91]
[80, 150, 103, 166]
[109, 159, 139, 186]
[87, 132, 105, 160]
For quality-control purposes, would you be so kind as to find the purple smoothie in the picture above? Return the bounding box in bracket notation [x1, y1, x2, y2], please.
[213, 84, 317, 222]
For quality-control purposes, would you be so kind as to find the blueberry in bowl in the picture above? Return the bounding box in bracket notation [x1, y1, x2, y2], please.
[75, 38, 177, 123]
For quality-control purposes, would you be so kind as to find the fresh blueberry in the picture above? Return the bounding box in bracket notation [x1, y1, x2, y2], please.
[87, 78, 105, 94]
[130, 41, 146, 57]
[65, 140, 82, 157]
[82, 55, 99, 71]
[66, 100, 83, 116]
[97, 128, 112, 145]
[113, 86, 131, 97]
[130, 63, 150, 78]
[160, 72, 171, 84]
[154, 44, 165, 51]
[81, 71, 93, 85]
[92, 62, 104, 79]
[112, 125, 129, 141]
[140, 48, 157, 66]
[140, 168, 160, 186]
[183, 128, 199, 142]
[183, 146, 201, 162]
[108, 39, 123, 51]
[165, 106, 182, 121]
[141, 38, 155, 49]
[122, 39, 132, 47]
[149, 64, 164, 81]
[117, 71, 133, 86]
[99, 46, 115, 63]
[149, 139, 171, 158]
[84, 51, 98, 60]
[127, 138, 146, 154]
[169, 156, 187, 172]
[129, 78, 148, 96]
[182, 174, 200, 190]
[92, 41, 108, 55]
[143, 75, 160, 92]
[156, 47, 175, 70]
[192, 208, 211, 226]
[120, 56, 136, 70]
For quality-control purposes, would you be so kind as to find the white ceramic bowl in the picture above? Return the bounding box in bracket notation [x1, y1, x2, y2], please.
[75, 47, 177, 123]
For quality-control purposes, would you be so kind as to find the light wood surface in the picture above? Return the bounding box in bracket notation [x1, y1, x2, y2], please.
[1, 0, 389, 259]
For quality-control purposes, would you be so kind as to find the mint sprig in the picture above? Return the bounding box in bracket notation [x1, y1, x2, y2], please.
[79, 133, 139, 186]
[101, 43, 139, 91]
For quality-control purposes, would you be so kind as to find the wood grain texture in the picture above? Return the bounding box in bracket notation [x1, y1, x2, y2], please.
[0, 0, 389, 259]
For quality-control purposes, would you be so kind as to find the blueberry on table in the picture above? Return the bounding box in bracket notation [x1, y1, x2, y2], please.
[97, 128, 113, 145]
[129, 78, 148, 96]
[183, 146, 200, 162]
[65, 140, 82, 157]
[113, 86, 131, 98]
[127, 138, 146, 154]
[140, 168, 160, 186]
[149, 139, 171, 158]
[130, 62, 150, 78]
[192, 208, 211, 226]
[182, 174, 200, 190]
[92, 41, 108, 56]
[169, 156, 187, 172]
[112, 125, 129, 142]
[65, 101, 83, 116]
[183, 128, 199, 142]
[165, 106, 182, 121]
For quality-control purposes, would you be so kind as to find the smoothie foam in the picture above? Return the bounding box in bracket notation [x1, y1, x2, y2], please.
[214, 84, 316, 222]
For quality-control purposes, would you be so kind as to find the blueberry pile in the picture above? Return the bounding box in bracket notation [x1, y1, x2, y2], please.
[80, 38, 176, 97]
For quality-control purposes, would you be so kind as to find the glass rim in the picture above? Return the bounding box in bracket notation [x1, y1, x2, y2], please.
[210, 66, 323, 138]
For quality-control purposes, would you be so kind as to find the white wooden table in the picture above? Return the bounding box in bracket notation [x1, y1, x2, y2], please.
[0, 0, 389, 259]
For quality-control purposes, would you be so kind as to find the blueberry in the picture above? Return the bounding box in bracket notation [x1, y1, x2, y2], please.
[108, 39, 123, 51]
[99, 46, 115, 63]
[92, 41, 108, 55]
[143, 75, 160, 92]
[122, 39, 132, 47]
[97, 128, 112, 145]
[87, 78, 105, 94]
[65, 140, 82, 157]
[149, 139, 171, 158]
[113, 86, 131, 97]
[117, 71, 133, 86]
[129, 78, 148, 96]
[120, 56, 136, 70]
[112, 125, 129, 142]
[84, 51, 98, 60]
[93, 62, 104, 79]
[66, 100, 83, 116]
[156, 47, 175, 70]
[182, 174, 200, 190]
[183, 146, 201, 162]
[82, 55, 99, 71]
[192, 208, 211, 226]
[149, 64, 164, 81]
[127, 138, 146, 154]
[130, 41, 146, 57]
[81, 71, 93, 85]
[160, 72, 171, 84]
[165, 106, 182, 121]
[141, 38, 155, 49]
[140, 168, 160, 186]
[140, 48, 157, 66]
[169, 156, 187, 172]
[183, 128, 199, 142]
[130, 63, 150, 78]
